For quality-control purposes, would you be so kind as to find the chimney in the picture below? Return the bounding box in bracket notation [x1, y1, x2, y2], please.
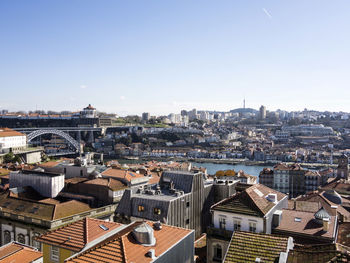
[331, 205, 338, 216]
[323, 218, 330, 232]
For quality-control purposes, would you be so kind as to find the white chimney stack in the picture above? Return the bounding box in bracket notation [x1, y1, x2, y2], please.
[323, 218, 330, 232]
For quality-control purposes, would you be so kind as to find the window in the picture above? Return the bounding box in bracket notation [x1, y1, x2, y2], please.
[17, 233, 25, 244]
[219, 217, 226, 230]
[51, 246, 59, 262]
[186, 201, 190, 207]
[138, 205, 145, 212]
[233, 220, 241, 231]
[4, 231, 11, 244]
[186, 219, 190, 224]
[249, 222, 257, 232]
[153, 208, 161, 215]
[32, 233, 41, 250]
[214, 244, 222, 260]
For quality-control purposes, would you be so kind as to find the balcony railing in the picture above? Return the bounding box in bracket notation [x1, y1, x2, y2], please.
[207, 226, 233, 240]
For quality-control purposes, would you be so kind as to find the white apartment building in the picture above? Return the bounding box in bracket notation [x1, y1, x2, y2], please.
[0, 128, 26, 152]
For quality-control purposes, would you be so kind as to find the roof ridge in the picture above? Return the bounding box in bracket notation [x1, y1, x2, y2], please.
[84, 217, 88, 244]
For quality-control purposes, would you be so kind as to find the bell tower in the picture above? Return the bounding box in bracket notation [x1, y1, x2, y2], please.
[337, 154, 349, 180]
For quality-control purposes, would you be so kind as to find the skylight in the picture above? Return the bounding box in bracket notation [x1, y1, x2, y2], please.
[99, 224, 109, 231]
[254, 189, 263, 197]
[294, 217, 301, 222]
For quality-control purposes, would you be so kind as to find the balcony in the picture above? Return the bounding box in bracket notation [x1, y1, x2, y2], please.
[207, 226, 233, 240]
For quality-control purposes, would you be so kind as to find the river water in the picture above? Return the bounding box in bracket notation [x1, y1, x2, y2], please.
[191, 162, 273, 178]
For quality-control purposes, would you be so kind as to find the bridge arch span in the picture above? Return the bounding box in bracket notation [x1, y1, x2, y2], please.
[27, 129, 80, 152]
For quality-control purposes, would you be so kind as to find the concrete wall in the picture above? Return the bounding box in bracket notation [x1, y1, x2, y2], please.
[24, 151, 42, 164]
[10, 171, 64, 198]
[264, 196, 288, 234]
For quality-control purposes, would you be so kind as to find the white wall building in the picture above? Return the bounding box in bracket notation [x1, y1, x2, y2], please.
[0, 128, 26, 152]
[10, 169, 65, 198]
[207, 184, 288, 263]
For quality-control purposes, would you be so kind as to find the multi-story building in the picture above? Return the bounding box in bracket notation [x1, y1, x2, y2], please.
[36, 218, 123, 263]
[273, 163, 306, 197]
[10, 169, 65, 198]
[0, 187, 117, 248]
[337, 154, 349, 180]
[259, 105, 266, 120]
[0, 128, 26, 153]
[259, 168, 274, 188]
[142, 112, 150, 122]
[206, 184, 288, 263]
[115, 171, 237, 239]
[259, 163, 308, 198]
[304, 170, 321, 193]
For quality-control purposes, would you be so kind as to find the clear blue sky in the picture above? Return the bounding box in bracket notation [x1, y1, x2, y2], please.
[1, 0, 349, 116]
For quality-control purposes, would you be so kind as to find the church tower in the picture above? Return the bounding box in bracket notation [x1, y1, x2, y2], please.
[337, 154, 349, 180]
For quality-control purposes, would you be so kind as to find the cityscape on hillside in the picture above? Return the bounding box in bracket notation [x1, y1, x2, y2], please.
[1, 1, 350, 263]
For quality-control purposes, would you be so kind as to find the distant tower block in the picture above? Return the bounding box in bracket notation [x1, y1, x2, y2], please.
[337, 154, 349, 180]
[243, 98, 246, 109]
[259, 105, 267, 120]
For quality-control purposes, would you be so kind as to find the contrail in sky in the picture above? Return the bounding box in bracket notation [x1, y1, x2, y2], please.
[262, 8, 272, 19]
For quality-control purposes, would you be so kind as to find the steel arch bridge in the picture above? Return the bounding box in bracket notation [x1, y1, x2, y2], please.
[27, 129, 80, 152]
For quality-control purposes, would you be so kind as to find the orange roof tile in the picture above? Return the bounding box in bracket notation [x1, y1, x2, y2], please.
[0, 242, 42, 263]
[36, 218, 122, 252]
[101, 168, 146, 182]
[66, 221, 193, 263]
[0, 128, 25, 138]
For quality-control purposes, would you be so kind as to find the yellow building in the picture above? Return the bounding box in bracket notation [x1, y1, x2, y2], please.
[36, 217, 122, 263]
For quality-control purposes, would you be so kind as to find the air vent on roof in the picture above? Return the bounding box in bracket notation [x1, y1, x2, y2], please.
[99, 224, 109, 231]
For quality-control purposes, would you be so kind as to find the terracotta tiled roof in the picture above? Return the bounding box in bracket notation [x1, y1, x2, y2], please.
[296, 191, 350, 220]
[36, 218, 122, 252]
[0, 128, 25, 138]
[288, 200, 321, 212]
[287, 243, 350, 263]
[82, 178, 127, 191]
[274, 209, 336, 240]
[0, 191, 91, 221]
[101, 168, 146, 182]
[337, 222, 350, 247]
[0, 242, 42, 263]
[38, 161, 61, 168]
[52, 200, 91, 220]
[274, 163, 303, 171]
[66, 221, 193, 263]
[224, 231, 289, 263]
[212, 184, 287, 217]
